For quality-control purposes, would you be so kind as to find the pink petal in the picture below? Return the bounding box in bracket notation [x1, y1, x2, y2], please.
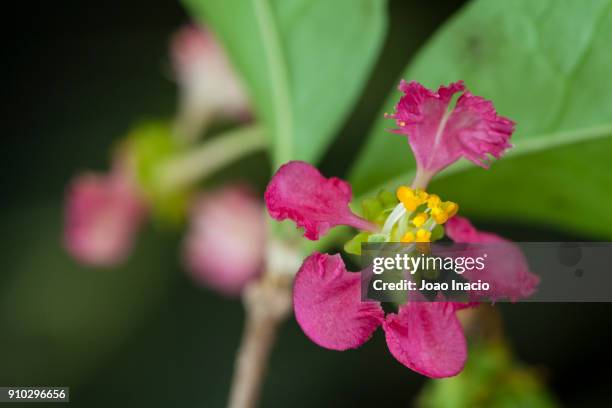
[383, 302, 467, 378]
[388, 80, 514, 180]
[446, 216, 539, 301]
[183, 185, 265, 297]
[64, 173, 146, 267]
[449, 92, 514, 168]
[293, 252, 384, 350]
[265, 161, 377, 240]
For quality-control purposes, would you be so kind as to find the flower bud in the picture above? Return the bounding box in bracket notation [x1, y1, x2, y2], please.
[64, 172, 146, 267]
[183, 185, 265, 296]
[170, 24, 250, 140]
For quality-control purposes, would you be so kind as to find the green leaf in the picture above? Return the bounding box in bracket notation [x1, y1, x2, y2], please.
[182, 0, 388, 168]
[350, 0, 612, 238]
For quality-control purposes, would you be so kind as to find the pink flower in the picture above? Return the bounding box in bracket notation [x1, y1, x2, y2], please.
[170, 24, 249, 139]
[264, 161, 377, 240]
[183, 185, 265, 297]
[387, 81, 514, 187]
[446, 216, 539, 301]
[64, 172, 146, 267]
[265, 81, 524, 378]
[294, 252, 468, 378]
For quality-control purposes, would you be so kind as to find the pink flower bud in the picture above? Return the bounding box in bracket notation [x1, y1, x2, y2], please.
[183, 186, 265, 296]
[170, 24, 250, 139]
[64, 172, 146, 267]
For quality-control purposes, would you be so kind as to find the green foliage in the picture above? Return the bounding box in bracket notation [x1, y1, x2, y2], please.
[418, 341, 558, 408]
[350, 0, 612, 238]
[182, 0, 388, 168]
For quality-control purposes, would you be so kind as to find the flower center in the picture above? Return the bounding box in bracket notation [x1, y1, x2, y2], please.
[384, 186, 458, 243]
[344, 187, 459, 255]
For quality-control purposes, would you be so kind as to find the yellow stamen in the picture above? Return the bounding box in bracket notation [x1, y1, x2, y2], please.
[396, 186, 429, 211]
[431, 207, 448, 224]
[401, 232, 415, 243]
[415, 229, 432, 243]
[427, 194, 441, 209]
[412, 212, 428, 228]
[444, 201, 459, 218]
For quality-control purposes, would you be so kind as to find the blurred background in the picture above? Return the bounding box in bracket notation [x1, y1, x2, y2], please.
[4, 0, 612, 406]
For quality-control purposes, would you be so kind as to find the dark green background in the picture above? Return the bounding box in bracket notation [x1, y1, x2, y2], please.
[4, 0, 611, 406]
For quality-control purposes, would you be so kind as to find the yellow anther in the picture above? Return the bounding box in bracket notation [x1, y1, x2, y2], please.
[415, 189, 429, 202]
[398, 120, 406, 126]
[412, 212, 428, 228]
[397, 186, 417, 211]
[415, 229, 432, 243]
[395, 186, 414, 202]
[430, 201, 458, 224]
[401, 232, 415, 243]
[396, 185, 412, 201]
[444, 201, 459, 218]
[427, 194, 441, 209]
[431, 207, 448, 224]
[396, 186, 428, 211]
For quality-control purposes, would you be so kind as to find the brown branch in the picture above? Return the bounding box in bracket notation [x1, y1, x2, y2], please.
[228, 275, 292, 408]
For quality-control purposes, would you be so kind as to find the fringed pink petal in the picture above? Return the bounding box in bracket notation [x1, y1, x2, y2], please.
[388, 80, 514, 178]
[383, 302, 467, 378]
[265, 161, 377, 240]
[449, 92, 514, 168]
[293, 252, 384, 350]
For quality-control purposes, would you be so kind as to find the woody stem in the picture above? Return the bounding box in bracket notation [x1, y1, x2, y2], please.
[228, 274, 292, 408]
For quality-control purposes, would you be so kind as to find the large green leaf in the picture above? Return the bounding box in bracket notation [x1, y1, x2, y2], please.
[182, 0, 387, 168]
[349, 0, 612, 238]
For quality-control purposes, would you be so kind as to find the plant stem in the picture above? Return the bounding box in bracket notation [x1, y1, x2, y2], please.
[155, 125, 266, 194]
[411, 169, 433, 190]
[228, 274, 291, 408]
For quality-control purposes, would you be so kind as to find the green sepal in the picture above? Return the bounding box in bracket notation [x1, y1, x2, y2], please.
[377, 189, 397, 207]
[367, 233, 388, 243]
[430, 224, 445, 242]
[361, 198, 382, 222]
[344, 232, 370, 255]
[360, 189, 399, 224]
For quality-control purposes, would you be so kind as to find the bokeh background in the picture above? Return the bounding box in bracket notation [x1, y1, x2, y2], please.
[4, 0, 612, 406]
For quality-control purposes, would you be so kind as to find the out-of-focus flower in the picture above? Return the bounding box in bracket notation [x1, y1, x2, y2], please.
[386, 80, 514, 188]
[183, 185, 265, 297]
[170, 24, 250, 140]
[64, 170, 146, 267]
